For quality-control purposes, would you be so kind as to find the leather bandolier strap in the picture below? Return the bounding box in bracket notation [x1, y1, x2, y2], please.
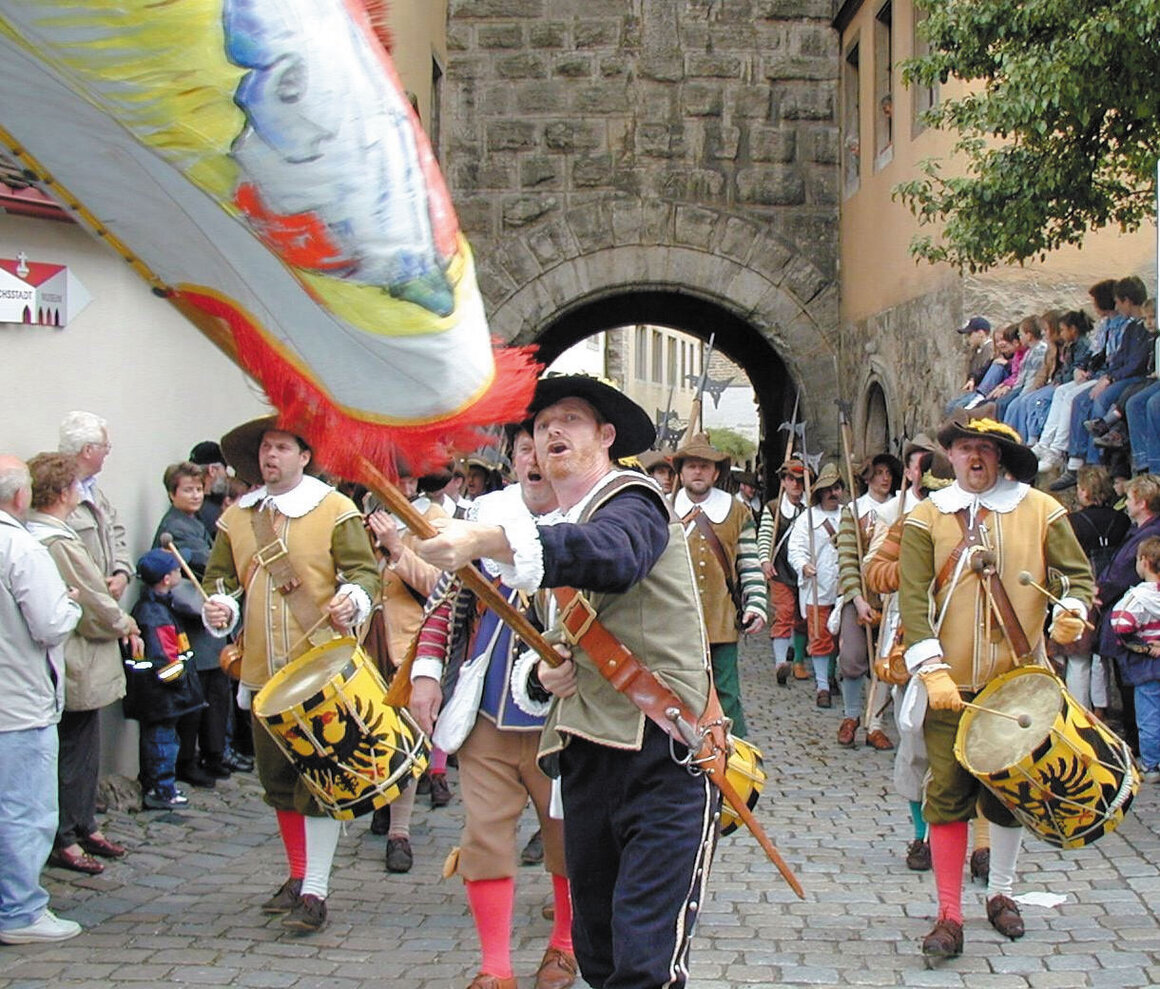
[250, 505, 327, 640]
[951, 507, 1032, 659]
[550, 582, 804, 898]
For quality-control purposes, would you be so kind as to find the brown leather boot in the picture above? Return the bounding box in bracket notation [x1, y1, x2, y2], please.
[921, 917, 963, 958]
[533, 946, 578, 989]
[837, 717, 858, 747]
[986, 894, 1025, 940]
[467, 975, 517, 989]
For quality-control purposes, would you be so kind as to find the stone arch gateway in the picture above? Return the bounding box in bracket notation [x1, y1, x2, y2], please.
[445, 0, 852, 456]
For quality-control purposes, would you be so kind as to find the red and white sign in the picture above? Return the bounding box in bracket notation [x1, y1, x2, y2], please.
[0, 253, 90, 326]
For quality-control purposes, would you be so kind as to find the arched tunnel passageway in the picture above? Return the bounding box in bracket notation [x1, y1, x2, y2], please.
[530, 290, 799, 492]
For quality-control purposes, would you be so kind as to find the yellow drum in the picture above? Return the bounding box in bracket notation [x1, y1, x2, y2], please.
[253, 638, 429, 820]
[955, 666, 1138, 849]
[719, 736, 766, 836]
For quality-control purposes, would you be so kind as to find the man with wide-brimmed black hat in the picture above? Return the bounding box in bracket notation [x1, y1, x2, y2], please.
[898, 412, 1093, 961]
[672, 433, 767, 738]
[414, 374, 716, 989]
[200, 416, 380, 935]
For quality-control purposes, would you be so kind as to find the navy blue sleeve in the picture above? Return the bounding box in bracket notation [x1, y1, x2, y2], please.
[538, 489, 670, 593]
[1108, 320, 1153, 381]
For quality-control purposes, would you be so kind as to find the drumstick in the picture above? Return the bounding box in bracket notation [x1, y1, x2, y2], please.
[961, 701, 1033, 729]
[159, 533, 209, 601]
[1017, 571, 1096, 631]
[287, 590, 353, 654]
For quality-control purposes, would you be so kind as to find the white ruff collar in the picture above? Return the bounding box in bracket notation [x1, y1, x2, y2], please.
[929, 477, 1029, 515]
[674, 485, 732, 523]
[237, 475, 333, 518]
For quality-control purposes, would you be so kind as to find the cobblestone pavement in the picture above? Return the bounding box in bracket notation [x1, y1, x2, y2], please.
[3, 640, 1159, 988]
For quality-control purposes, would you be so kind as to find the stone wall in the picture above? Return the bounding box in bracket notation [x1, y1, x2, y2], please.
[841, 280, 964, 449]
[445, 0, 842, 448]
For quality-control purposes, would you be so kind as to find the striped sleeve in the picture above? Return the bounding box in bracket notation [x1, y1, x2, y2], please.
[737, 513, 769, 619]
[835, 507, 865, 598]
[756, 503, 776, 561]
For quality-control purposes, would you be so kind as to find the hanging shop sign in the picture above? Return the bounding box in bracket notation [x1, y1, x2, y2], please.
[0, 252, 90, 326]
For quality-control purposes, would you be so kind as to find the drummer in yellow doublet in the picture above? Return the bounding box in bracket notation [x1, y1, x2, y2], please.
[201, 417, 380, 934]
[898, 414, 1093, 960]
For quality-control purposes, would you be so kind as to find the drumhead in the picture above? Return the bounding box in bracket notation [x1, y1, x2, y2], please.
[256, 640, 357, 713]
[961, 669, 1063, 775]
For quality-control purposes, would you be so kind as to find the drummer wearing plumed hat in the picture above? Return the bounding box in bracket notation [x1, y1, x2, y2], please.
[758, 456, 813, 684]
[672, 433, 768, 739]
[199, 414, 381, 933]
[785, 462, 845, 707]
[896, 411, 1094, 960]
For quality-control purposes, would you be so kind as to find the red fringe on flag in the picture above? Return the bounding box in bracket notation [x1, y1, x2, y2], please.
[177, 287, 541, 484]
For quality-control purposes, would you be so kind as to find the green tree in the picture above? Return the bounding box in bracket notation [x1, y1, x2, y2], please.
[896, 0, 1160, 272]
[707, 427, 755, 462]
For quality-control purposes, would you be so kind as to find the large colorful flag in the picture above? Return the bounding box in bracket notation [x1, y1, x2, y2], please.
[0, 0, 538, 479]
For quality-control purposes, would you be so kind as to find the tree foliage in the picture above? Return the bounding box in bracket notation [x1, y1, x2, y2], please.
[896, 0, 1160, 272]
[707, 427, 755, 461]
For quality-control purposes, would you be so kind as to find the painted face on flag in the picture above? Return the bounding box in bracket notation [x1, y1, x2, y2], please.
[225, 0, 453, 315]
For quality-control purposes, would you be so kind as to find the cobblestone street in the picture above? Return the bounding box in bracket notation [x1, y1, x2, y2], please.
[2, 640, 1158, 988]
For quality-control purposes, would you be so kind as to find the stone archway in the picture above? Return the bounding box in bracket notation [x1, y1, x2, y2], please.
[478, 216, 841, 463]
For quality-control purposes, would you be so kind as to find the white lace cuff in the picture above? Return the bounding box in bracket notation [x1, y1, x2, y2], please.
[511, 647, 553, 718]
[904, 637, 944, 674]
[339, 584, 373, 628]
[203, 593, 239, 639]
[491, 512, 544, 591]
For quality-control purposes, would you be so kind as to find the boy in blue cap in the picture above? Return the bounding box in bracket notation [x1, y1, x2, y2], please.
[128, 549, 205, 810]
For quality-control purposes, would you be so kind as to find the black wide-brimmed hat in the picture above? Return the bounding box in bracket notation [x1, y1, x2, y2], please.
[528, 374, 656, 459]
[220, 415, 314, 487]
[936, 412, 1037, 484]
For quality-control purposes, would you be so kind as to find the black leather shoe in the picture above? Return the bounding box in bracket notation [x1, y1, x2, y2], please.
[1094, 429, 1127, 449]
[261, 877, 302, 915]
[385, 836, 413, 874]
[199, 760, 232, 779]
[282, 894, 327, 933]
[1084, 417, 1110, 437]
[176, 763, 216, 788]
[370, 805, 391, 836]
[224, 751, 254, 773]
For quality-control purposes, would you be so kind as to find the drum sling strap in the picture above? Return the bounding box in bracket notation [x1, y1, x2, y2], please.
[551, 583, 801, 897]
[950, 507, 1032, 660]
[250, 504, 327, 639]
